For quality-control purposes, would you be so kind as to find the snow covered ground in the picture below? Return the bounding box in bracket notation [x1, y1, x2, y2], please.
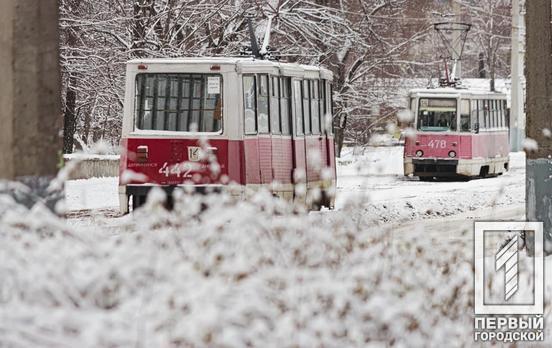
[65, 146, 525, 225]
[65, 177, 119, 211]
[336, 146, 525, 224]
[1, 146, 541, 347]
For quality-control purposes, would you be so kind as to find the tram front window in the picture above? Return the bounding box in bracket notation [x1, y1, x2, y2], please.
[417, 98, 457, 132]
[134, 73, 223, 133]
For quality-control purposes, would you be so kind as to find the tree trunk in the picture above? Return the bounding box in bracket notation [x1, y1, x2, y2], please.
[63, 76, 77, 154]
[526, 0, 552, 253]
[335, 111, 347, 158]
[478, 52, 486, 78]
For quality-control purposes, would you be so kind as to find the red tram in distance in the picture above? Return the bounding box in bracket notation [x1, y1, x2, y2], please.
[118, 57, 336, 213]
[404, 87, 510, 180]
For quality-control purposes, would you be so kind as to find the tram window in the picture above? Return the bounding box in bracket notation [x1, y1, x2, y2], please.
[483, 100, 489, 128]
[270, 76, 281, 134]
[135, 73, 222, 133]
[311, 80, 321, 135]
[501, 100, 510, 128]
[460, 100, 471, 132]
[258, 74, 270, 134]
[243, 75, 257, 134]
[471, 100, 479, 131]
[417, 98, 457, 132]
[303, 80, 311, 134]
[497, 101, 502, 128]
[154, 76, 167, 130]
[495, 100, 500, 128]
[501, 100, 506, 128]
[280, 77, 291, 135]
[328, 82, 335, 135]
[320, 80, 327, 134]
[137, 75, 156, 130]
[491, 100, 496, 128]
[159, 76, 179, 131]
[489, 100, 494, 128]
[498, 101, 502, 127]
[490, 101, 494, 127]
[293, 80, 304, 135]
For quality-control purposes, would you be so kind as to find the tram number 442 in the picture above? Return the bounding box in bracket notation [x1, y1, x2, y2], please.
[427, 140, 447, 149]
[159, 162, 193, 178]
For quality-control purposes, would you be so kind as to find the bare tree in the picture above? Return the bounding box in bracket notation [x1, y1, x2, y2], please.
[456, 0, 511, 91]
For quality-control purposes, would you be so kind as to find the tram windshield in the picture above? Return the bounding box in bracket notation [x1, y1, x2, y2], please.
[417, 98, 457, 132]
[134, 73, 223, 132]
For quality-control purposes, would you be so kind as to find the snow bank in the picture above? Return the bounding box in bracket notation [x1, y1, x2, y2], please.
[65, 177, 119, 211]
[337, 147, 526, 223]
[0, 191, 483, 347]
[338, 146, 404, 176]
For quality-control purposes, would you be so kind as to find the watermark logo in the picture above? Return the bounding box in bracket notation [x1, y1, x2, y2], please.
[495, 234, 519, 301]
[474, 222, 544, 343]
[475, 222, 543, 315]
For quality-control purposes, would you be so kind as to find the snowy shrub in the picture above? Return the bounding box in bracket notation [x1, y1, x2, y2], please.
[0, 188, 488, 347]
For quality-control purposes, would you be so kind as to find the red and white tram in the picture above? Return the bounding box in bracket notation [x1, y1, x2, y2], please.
[404, 87, 510, 180]
[118, 57, 336, 212]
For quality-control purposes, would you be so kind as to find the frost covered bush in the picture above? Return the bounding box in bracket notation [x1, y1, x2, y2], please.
[0, 189, 477, 347]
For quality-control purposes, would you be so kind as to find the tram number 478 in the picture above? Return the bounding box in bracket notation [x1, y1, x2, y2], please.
[427, 140, 447, 149]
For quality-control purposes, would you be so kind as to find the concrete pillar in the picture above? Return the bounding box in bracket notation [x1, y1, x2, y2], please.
[510, 0, 525, 152]
[0, 0, 62, 180]
[525, 0, 552, 252]
[0, 0, 62, 210]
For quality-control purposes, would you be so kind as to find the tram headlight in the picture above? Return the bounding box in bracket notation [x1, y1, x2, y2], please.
[416, 150, 423, 157]
[449, 151, 457, 158]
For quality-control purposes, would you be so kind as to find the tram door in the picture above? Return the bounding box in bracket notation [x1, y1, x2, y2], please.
[243, 75, 261, 186]
[291, 79, 307, 200]
[256, 74, 273, 186]
[270, 76, 294, 194]
[302, 80, 324, 186]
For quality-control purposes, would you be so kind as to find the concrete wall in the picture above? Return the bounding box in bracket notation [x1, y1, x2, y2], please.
[63, 156, 120, 180]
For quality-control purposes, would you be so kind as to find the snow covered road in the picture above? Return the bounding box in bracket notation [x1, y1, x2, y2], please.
[335, 146, 525, 224]
[65, 146, 526, 228]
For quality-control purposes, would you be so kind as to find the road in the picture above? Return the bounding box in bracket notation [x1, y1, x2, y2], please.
[66, 147, 526, 238]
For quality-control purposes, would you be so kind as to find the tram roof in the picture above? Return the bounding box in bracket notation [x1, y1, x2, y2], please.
[127, 57, 333, 80]
[409, 86, 508, 98]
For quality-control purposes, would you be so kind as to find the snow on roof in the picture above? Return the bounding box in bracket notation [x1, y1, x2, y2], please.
[127, 56, 334, 79]
[408, 78, 511, 102]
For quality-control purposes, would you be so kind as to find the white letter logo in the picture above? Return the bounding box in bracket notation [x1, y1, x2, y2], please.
[495, 235, 519, 301]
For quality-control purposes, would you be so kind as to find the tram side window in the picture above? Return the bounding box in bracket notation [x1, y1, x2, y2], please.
[270, 76, 280, 134]
[303, 80, 311, 134]
[482, 100, 489, 129]
[497, 100, 502, 128]
[328, 82, 335, 135]
[258, 74, 270, 134]
[498, 101, 502, 127]
[489, 100, 496, 128]
[491, 100, 496, 128]
[243, 75, 257, 134]
[496, 101, 500, 128]
[135, 73, 222, 132]
[503, 101, 509, 128]
[499, 100, 505, 128]
[319, 80, 327, 134]
[280, 77, 291, 135]
[311, 80, 321, 135]
[471, 100, 479, 131]
[293, 80, 304, 135]
[460, 100, 471, 132]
